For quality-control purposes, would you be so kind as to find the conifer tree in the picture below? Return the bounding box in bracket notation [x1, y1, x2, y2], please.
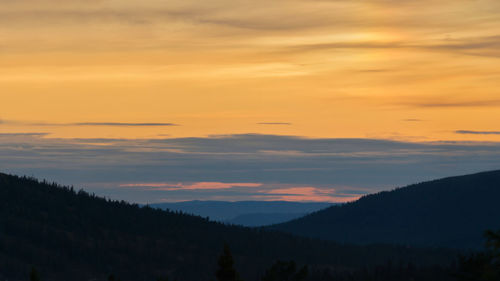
[215, 244, 242, 281]
[261, 261, 308, 281]
[108, 274, 121, 281]
[457, 230, 500, 281]
[29, 267, 41, 281]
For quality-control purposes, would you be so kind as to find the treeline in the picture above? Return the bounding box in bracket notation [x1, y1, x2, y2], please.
[26, 232, 500, 281]
[0, 173, 456, 281]
[25, 244, 453, 281]
[271, 170, 500, 249]
[455, 230, 500, 281]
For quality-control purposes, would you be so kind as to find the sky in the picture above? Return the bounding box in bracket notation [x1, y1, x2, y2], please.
[1, 0, 500, 203]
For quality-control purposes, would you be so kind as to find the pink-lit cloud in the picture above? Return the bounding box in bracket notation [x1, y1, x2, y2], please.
[120, 182, 262, 190]
[118, 181, 364, 202]
[256, 194, 360, 203]
[259, 186, 361, 203]
[265, 186, 335, 195]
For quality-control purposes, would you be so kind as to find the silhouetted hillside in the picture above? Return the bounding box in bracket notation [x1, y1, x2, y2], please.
[270, 170, 500, 249]
[0, 173, 456, 281]
[227, 213, 307, 227]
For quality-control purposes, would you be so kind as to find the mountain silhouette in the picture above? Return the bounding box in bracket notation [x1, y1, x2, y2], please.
[227, 212, 307, 227]
[270, 170, 500, 249]
[0, 173, 455, 281]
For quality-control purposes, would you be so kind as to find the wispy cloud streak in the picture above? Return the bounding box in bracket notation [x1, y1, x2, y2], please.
[257, 122, 292, 125]
[456, 130, 500, 135]
[73, 122, 178, 127]
[120, 182, 262, 190]
[400, 99, 500, 108]
[2, 120, 178, 127]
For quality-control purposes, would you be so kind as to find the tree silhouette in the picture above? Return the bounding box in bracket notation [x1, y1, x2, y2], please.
[456, 230, 500, 281]
[108, 274, 121, 281]
[261, 261, 307, 281]
[30, 267, 41, 281]
[485, 230, 500, 257]
[0, 173, 459, 281]
[215, 244, 242, 281]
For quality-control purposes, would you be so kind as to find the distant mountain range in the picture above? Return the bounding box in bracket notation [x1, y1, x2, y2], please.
[270, 170, 500, 249]
[149, 201, 332, 226]
[0, 173, 456, 281]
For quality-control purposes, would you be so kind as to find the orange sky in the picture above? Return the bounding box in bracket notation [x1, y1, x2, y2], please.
[2, 0, 500, 142]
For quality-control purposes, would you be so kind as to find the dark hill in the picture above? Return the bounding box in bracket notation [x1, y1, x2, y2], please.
[0, 173, 456, 281]
[270, 170, 500, 249]
[227, 212, 307, 227]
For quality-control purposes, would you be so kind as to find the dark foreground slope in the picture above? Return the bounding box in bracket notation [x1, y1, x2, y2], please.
[270, 170, 500, 249]
[0, 173, 456, 281]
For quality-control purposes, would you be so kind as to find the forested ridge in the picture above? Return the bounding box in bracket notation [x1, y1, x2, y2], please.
[0, 173, 459, 281]
[271, 170, 500, 249]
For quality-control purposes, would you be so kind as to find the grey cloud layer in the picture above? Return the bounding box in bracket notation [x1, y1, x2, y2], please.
[0, 132, 50, 136]
[1, 133, 500, 202]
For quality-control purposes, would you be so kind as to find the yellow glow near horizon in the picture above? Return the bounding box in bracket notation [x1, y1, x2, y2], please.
[1, 0, 500, 142]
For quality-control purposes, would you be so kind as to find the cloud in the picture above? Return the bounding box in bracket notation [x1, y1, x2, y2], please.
[257, 122, 292, 125]
[401, 99, 500, 108]
[279, 41, 403, 54]
[403, 119, 422, 122]
[421, 35, 500, 57]
[120, 182, 262, 190]
[0, 132, 50, 137]
[257, 186, 360, 203]
[356, 69, 390, 73]
[5, 120, 178, 127]
[0, 119, 20, 125]
[0, 1, 360, 32]
[274, 35, 500, 58]
[72, 122, 178, 127]
[116, 181, 358, 202]
[266, 187, 333, 195]
[456, 130, 500, 135]
[2, 133, 500, 203]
